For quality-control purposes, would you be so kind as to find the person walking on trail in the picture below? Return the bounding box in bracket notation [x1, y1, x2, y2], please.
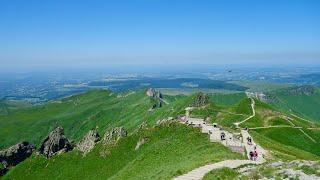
[253, 150, 258, 161]
[247, 137, 252, 145]
[221, 132, 226, 140]
[249, 151, 254, 161]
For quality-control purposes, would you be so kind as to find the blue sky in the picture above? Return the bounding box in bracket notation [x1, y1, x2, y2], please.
[0, 0, 319, 70]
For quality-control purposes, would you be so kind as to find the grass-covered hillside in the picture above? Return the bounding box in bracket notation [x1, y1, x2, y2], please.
[4, 123, 243, 180]
[0, 100, 31, 115]
[0, 89, 193, 149]
[189, 94, 320, 160]
[1, 88, 320, 179]
[268, 86, 320, 122]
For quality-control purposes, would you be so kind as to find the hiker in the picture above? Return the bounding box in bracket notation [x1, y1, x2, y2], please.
[249, 151, 254, 160]
[247, 137, 252, 145]
[253, 150, 258, 161]
[220, 132, 226, 140]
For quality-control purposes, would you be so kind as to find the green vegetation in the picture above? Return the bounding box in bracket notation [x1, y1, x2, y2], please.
[191, 96, 252, 127]
[251, 128, 320, 159]
[203, 167, 240, 180]
[0, 100, 31, 115]
[208, 93, 246, 106]
[269, 86, 320, 122]
[4, 123, 243, 180]
[299, 165, 320, 175]
[0, 90, 193, 149]
[1, 87, 320, 179]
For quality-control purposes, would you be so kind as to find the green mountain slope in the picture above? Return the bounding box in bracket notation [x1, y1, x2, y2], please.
[1, 89, 320, 179]
[268, 86, 320, 122]
[4, 123, 243, 180]
[189, 94, 320, 159]
[0, 100, 31, 115]
[0, 90, 193, 149]
[252, 128, 320, 157]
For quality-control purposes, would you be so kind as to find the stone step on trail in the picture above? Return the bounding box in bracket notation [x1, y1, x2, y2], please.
[174, 160, 259, 180]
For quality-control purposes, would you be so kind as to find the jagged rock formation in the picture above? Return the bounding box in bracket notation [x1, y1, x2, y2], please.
[135, 137, 149, 150]
[103, 127, 127, 145]
[147, 88, 163, 109]
[192, 92, 209, 107]
[146, 88, 163, 99]
[77, 130, 100, 155]
[39, 127, 73, 158]
[0, 141, 34, 169]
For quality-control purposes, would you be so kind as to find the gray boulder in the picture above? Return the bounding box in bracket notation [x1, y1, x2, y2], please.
[103, 127, 127, 145]
[77, 130, 100, 155]
[0, 141, 34, 167]
[39, 127, 73, 158]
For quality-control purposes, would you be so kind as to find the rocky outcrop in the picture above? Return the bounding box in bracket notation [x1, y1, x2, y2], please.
[39, 127, 73, 158]
[103, 127, 127, 145]
[147, 88, 163, 110]
[146, 88, 163, 99]
[77, 130, 100, 155]
[135, 137, 149, 150]
[0, 141, 34, 168]
[192, 92, 209, 107]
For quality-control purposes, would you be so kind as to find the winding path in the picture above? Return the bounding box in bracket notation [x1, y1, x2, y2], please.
[234, 98, 255, 128]
[248, 125, 302, 130]
[178, 108, 267, 180]
[174, 159, 261, 180]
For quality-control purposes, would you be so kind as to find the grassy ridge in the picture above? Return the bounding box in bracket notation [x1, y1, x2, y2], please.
[191, 97, 252, 128]
[0, 90, 193, 149]
[4, 123, 243, 180]
[269, 87, 320, 122]
[1, 88, 320, 179]
[208, 93, 246, 107]
[251, 128, 320, 159]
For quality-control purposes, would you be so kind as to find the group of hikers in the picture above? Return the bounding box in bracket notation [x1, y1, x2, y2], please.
[247, 136, 259, 161]
[249, 148, 258, 161]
